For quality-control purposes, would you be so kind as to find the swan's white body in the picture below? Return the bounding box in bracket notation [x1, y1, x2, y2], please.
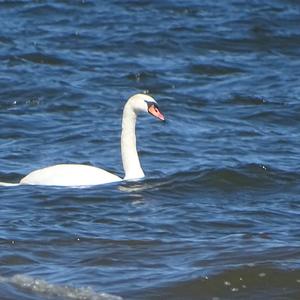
[20, 164, 122, 186]
[0, 94, 165, 187]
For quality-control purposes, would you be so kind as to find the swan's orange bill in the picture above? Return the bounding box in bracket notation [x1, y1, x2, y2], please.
[148, 104, 165, 121]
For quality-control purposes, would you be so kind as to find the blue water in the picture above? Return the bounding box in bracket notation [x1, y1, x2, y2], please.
[1, 0, 300, 299]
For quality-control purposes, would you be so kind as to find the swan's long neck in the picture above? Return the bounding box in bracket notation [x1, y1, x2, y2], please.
[121, 104, 145, 180]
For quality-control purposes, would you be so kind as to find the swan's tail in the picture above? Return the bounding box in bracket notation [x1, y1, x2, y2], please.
[0, 182, 20, 187]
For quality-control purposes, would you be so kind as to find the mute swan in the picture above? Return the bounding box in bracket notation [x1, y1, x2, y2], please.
[0, 94, 165, 187]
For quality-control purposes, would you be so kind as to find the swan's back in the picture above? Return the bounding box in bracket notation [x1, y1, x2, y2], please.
[20, 164, 122, 186]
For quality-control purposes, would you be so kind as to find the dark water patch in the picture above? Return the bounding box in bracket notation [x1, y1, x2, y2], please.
[20, 4, 73, 17]
[0, 1, 26, 9]
[12, 53, 70, 66]
[226, 95, 268, 106]
[0, 255, 37, 266]
[192, 32, 300, 55]
[243, 104, 300, 126]
[0, 35, 13, 45]
[143, 265, 300, 300]
[189, 63, 243, 76]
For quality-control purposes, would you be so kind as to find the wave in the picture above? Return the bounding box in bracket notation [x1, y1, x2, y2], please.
[0, 274, 122, 300]
[120, 163, 300, 194]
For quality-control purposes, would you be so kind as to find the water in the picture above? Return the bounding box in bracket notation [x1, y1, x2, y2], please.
[0, 0, 300, 299]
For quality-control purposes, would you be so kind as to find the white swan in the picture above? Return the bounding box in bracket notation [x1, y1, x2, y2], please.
[0, 94, 165, 187]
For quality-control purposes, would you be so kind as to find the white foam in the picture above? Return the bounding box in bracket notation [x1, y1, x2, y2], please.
[0, 274, 122, 300]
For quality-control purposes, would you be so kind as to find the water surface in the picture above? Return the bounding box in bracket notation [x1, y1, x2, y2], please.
[1, 0, 300, 299]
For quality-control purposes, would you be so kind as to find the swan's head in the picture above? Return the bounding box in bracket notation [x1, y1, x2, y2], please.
[127, 93, 165, 121]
